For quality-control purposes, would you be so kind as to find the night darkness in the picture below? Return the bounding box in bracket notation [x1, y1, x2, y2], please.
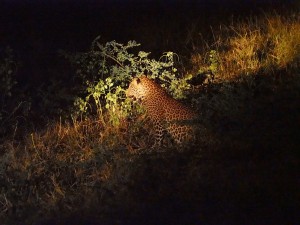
[0, 1, 299, 225]
[0, 0, 297, 82]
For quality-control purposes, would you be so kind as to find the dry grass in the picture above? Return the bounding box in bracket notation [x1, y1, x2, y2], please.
[0, 119, 113, 220]
[190, 12, 300, 80]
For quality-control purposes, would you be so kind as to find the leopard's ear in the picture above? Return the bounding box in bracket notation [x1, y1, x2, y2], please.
[136, 77, 141, 84]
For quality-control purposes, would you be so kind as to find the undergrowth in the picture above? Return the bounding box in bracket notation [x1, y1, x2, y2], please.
[0, 12, 299, 225]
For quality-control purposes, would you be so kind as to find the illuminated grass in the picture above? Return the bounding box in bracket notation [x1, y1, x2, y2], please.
[190, 12, 300, 80]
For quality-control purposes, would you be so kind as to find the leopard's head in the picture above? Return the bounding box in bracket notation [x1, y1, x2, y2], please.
[126, 76, 151, 102]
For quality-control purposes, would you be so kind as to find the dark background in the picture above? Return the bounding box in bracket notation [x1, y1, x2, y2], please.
[0, 0, 298, 83]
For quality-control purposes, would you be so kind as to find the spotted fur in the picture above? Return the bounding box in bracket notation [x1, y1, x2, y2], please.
[126, 76, 198, 146]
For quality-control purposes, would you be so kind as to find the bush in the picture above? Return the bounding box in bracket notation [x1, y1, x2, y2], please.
[61, 38, 193, 127]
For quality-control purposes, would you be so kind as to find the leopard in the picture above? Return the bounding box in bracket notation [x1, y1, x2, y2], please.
[126, 75, 198, 147]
